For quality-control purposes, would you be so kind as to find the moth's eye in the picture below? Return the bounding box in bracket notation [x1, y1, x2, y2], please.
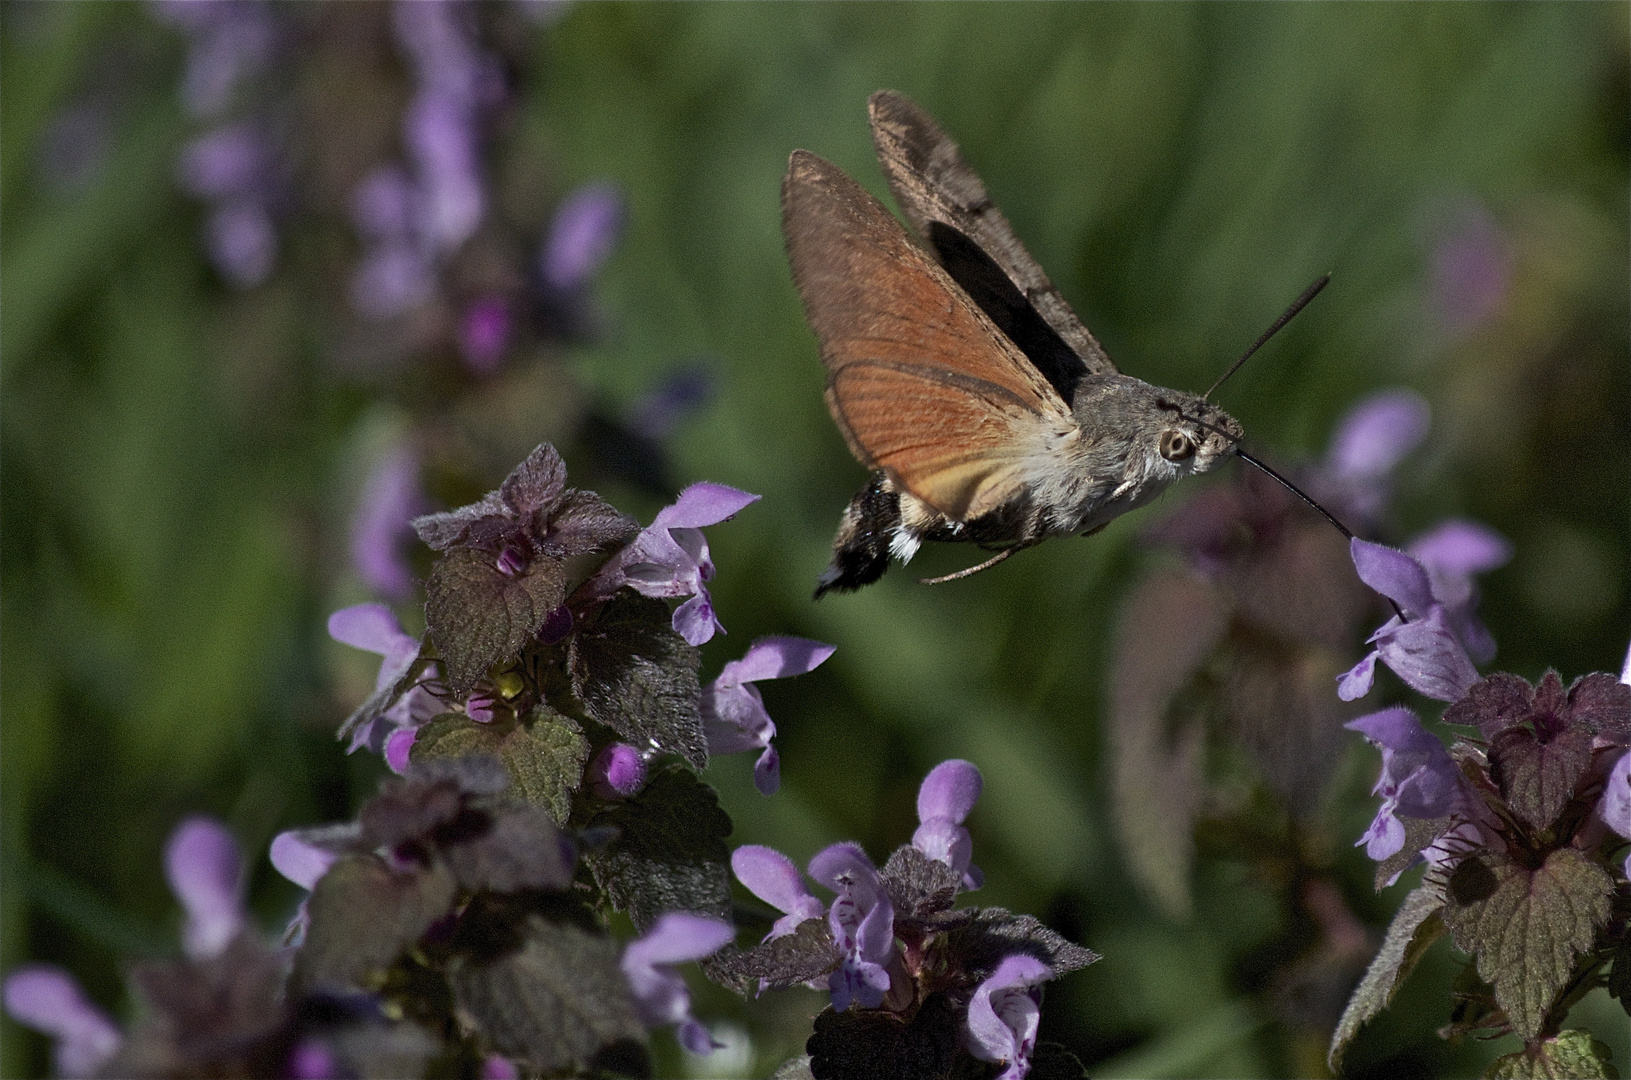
[1159, 430, 1196, 462]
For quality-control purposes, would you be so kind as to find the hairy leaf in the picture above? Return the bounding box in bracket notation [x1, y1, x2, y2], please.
[411, 707, 589, 823]
[1329, 886, 1445, 1071]
[1487, 1029, 1618, 1079]
[583, 763, 731, 928]
[806, 994, 965, 1080]
[444, 806, 576, 894]
[1440, 848, 1614, 1039]
[881, 845, 961, 919]
[293, 856, 458, 993]
[449, 913, 645, 1076]
[336, 642, 433, 746]
[1488, 726, 1595, 832]
[705, 919, 840, 995]
[425, 547, 567, 692]
[941, 908, 1099, 982]
[569, 593, 706, 767]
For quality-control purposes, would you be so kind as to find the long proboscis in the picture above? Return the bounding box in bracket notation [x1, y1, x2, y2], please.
[1203, 273, 1332, 402]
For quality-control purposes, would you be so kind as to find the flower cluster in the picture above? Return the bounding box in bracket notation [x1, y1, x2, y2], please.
[1331, 537, 1631, 1074]
[723, 761, 1096, 1080]
[156, 0, 286, 286]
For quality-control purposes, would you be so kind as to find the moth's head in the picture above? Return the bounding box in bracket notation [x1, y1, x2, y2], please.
[1146, 390, 1242, 478]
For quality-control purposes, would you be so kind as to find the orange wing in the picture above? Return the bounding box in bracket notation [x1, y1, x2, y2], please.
[782, 150, 1074, 521]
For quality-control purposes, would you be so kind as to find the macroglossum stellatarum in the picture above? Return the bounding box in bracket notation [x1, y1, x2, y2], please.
[785, 90, 1335, 598]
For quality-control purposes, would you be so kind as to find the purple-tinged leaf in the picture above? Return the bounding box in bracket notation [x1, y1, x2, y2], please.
[704, 918, 840, 995]
[1439, 847, 1613, 1040]
[569, 594, 705, 768]
[410, 708, 588, 824]
[1444, 672, 1536, 735]
[292, 855, 458, 994]
[1488, 724, 1595, 832]
[425, 546, 566, 692]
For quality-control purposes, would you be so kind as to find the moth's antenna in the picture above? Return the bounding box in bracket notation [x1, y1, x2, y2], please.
[1234, 448, 1407, 621]
[1203, 273, 1331, 402]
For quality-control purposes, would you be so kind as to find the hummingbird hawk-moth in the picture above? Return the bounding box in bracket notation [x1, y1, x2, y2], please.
[784, 91, 1311, 597]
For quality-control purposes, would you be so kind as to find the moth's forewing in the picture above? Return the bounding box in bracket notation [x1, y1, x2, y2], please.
[867, 89, 1119, 384]
[781, 150, 1073, 521]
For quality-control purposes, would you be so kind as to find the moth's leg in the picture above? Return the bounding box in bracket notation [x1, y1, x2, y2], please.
[814, 472, 901, 598]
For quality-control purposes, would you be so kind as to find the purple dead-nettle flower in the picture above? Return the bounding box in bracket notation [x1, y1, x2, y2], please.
[286, 1040, 341, 1080]
[269, 830, 341, 946]
[165, 817, 247, 959]
[963, 954, 1052, 1080]
[731, 845, 826, 942]
[2, 966, 123, 1078]
[459, 295, 512, 374]
[586, 482, 760, 646]
[177, 122, 269, 201]
[350, 441, 426, 600]
[412, 443, 636, 565]
[1406, 519, 1511, 664]
[152, 0, 278, 120]
[1428, 198, 1512, 336]
[1338, 539, 1480, 703]
[702, 636, 835, 795]
[808, 843, 898, 1012]
[1344, 708, 1463, 866]
[1600, 751, 1631, 877]
[1322, 389, 1431, 521]
[328, 604, 440, 771]
[588, 742, 648, 799]
[480, 1054, 520, 1080]
[541, 182, 626, 293]
[621, 913, 735, 1056]
[206, 199, 278, 287]
[913, 759, 984, 890]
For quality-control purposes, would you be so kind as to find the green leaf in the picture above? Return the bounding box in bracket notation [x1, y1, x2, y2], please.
[583, 763, 731, 929]
[1440, 848, 1614, 1039]
[1329, 885, 1446, 1071]
[411, 707, 589, 823]
[1486, 1029, 1619, 1079]
[569, 593, 706, 767]
[425, 547, 567, 692]
[449, 912, 647, 1076]
[1488, 726, 1595, 832]
[293, 856, 458, 993]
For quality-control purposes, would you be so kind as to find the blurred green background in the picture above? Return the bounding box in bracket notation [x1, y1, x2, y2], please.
[2, 3, 1627, 1078]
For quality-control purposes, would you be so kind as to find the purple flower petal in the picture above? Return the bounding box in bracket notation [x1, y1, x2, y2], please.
[964, 954, 1051, 1079]
[621, 913, 734, 1041]
[3, 966, 122, 1079]
[351, 241, 435, 320]
[731, 845, 824, 938]
[541, 182, 625, 292]
[287, 1039, 339, 1080]
[384, 726, 418, 774]
[328, 603, 420, 694]
[351, 166, 416, 240]
[1346, 707, 1462, 863]
[1350, 539, 1436, 617]
[721, 637, 837, 684]
[1430, 200, 1511, 335]
[164, 817, 245, 960]
[588, 743, 648, 799]
[654, 483, 760, 531]
[480, 1054, 519, 1080]
[459, 296, 512, 375]
[1408, 520, 1512, 581]
[1601, 750, 1631, 841]
[270, 831, 339, 891]
[177, 123, 266, 199]
[350, 443, 424, 600]
[672, 591, 723, 646]
[677, 1018, 720, 1056]
[916, 760, 982, 824]
[809, 843, 895, 1011]
[403, 93, 483, 251]
[753, 745, 781, 796]
[1326, 389, 1431, 483]
[207, 199, 276, 287]
[1337, 650, 1381, 701]
[1374, 606, 1479, 702]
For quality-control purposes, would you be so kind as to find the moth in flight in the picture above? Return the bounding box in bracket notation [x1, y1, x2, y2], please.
[784, 91, 1326, 596]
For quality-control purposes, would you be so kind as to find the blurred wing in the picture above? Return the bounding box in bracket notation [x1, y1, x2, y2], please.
[782, 150, 1073, 521]
[868, 89, 1119, 385]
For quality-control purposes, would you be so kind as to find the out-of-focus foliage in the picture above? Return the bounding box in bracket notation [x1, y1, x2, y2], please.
[1, 4, 1625, 1079]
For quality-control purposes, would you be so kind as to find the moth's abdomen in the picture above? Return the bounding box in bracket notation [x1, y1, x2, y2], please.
[815, 472, 902, 598]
